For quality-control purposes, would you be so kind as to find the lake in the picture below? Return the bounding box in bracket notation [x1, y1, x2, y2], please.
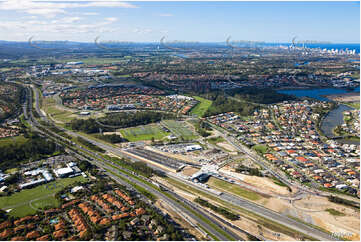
[278, 87, 360, 102]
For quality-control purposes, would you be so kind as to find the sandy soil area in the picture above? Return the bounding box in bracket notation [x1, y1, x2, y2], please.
[264, 195, 360, 240]
[103, 131, 122, 136]
[293, 196, 360, 239]
[243, 175, 290, 195]
[325, 92, 360, 102]
[181, 166, 200, 176]
[216, 142, 238, 152]
[219, 167, 291, 196]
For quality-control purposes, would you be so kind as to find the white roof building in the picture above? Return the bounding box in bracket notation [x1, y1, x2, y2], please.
[71, 186, 84, 193]
[53, 167, 74, 178]
[24, 169, 54, 181]
[185, 145, 202, 152]
[0, 186, 8, 192]
[19, 179, 46, 189]
[67, 162, 77, 167]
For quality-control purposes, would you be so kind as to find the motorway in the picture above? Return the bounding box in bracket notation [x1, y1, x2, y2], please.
[29, 84, 337, 241]
[26, 84, 242, 241]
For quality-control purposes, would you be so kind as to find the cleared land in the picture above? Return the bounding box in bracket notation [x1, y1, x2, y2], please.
[42, 97, 75, 123]
[325, 93, 360, 103]
[119, 124, 170, 141]
[0, 176, 87, 217]
[207, 177, 262, 201]
[190, 96, 213, 117]
[162, 120, 199, 140]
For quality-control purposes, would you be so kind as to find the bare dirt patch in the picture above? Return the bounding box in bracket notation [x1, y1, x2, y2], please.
[216, 142, 238, 152]
[219, 167, 291, 196]
[181, 166, 200, 177]
[325, 92, 360, 102]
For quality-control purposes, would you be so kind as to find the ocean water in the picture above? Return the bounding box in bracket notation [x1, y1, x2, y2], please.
[301, 43, 360, 53]
[263, 43, 360, 53]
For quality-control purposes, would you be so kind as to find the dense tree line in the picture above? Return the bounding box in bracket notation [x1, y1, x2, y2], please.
[94, 134, 128, 143]
[67, 111, 176, 134]
[204, 94, 257, 117]
[106, 156, 165, 178]
[98, 111, 176, 127]
[194, 197, 239, 220]
[328, 196, 359, 209]
[76, 137, 105, 153]
[66, 118, 109, 134]
[0, 83, 25, 122]
[202, 86, 295, 116]
[194, 120, 211, 137]
[235, 165, 263, 177]
[227, 87, 296, 104]
[0, 132, 61, 170]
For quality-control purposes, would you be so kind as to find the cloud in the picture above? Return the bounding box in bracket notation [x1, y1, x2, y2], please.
[104, 17, 118, 22]
[51, 16, 82, 24]
[133, 28, 153, 35]
[159, 13, 173, 17]
[83, 12, 99, 16]
[0, 16, 120, 41]
[0, 0, 138, 17]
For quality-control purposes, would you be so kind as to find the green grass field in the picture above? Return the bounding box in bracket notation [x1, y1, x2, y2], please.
[43, 97, 75, 123]
[345, 102, 360, 109]
[207, 136, 225, 145]
[119, 124, 170, 142]
[190, 96, 213, 117]
[5, 168, 19, 174]
[325, 208, 345, 216]
[0, 135, 27, 147]
[207, 177, 262, 201]
[162, 120, 199, 140]
[252, 144, 268, 154]
[0, 176, 87, 217]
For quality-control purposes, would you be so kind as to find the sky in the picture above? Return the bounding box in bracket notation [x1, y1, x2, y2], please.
[0, 1, 359, 43]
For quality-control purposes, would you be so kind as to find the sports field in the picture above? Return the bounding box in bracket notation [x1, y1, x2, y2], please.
[119, 124, 170, 141]
[0, 176, 87, 217]
[190, 96, 212, 117]
[162, 120, 199, 140]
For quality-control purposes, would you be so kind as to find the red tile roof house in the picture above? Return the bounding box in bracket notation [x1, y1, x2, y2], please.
[296, 156, 308, 163]
[25, 231, 40, 240]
